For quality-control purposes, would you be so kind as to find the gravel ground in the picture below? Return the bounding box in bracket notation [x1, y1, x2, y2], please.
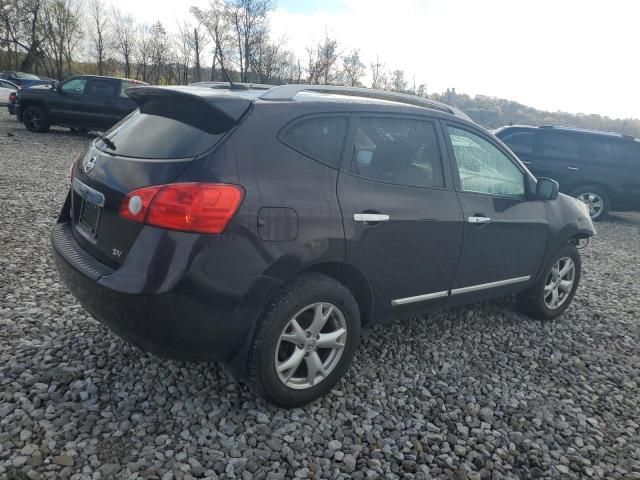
[1, 109, 639, 480]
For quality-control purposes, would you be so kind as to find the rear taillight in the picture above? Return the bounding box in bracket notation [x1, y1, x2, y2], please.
[9, 92, 16, 103]
[119, 183, 244, 234]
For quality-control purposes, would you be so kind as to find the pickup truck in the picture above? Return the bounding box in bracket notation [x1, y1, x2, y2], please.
[16, 75, 147, 133]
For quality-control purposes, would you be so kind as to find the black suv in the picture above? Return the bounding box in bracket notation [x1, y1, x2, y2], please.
[495, 125, 640, 220]
[16, 75, 147, 133]
[52, 85, 595, 406]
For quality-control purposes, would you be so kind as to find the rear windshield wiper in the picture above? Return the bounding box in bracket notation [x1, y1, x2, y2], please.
[90, 130, 116, 150]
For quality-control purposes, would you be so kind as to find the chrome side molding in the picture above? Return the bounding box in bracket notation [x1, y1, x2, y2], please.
[391, 275, 532, 306]
[391, 290, 448, 306]
[450, 276, 531, 295]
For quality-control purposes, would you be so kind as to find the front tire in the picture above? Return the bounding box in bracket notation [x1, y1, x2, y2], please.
[23, 106, 50, 133]
[572, 185, 610, 221]
[246, 273, 361, 408]
[517, 244, 582, 320]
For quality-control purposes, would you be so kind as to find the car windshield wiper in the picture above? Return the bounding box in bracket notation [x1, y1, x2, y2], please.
[90, 130, 116, 150]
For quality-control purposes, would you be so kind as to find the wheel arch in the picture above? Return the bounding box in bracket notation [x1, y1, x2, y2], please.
[570, 182, 615, 206]
[301, 261, 374, 326]
[224, 261, 374, 382]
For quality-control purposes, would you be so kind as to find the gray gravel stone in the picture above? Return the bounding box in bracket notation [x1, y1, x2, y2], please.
[1, 110, 640, 479]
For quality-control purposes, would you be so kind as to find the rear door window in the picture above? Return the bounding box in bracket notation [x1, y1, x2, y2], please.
[279, 116, 348, 168]
[349, 116, 444, 188]
[86, 79, 118, 97]
[500, 130, 535, 156]
[541, 133, 580, 161]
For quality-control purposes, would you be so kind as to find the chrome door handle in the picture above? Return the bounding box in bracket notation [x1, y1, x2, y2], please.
[522, 161, 532, 165]
[354, 213, 389, 222]
[567, 166, 579, 171]
[468, 216, 491, 224]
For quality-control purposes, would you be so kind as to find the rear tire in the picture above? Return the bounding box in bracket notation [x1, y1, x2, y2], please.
[571, 185, 610, 221]
[246, 273, 361, 408]
[22, 106, 50, 133]
[516, 244, 581, 320]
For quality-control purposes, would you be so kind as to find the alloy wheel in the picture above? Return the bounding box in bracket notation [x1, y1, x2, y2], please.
[576, 192, 604, 219]
[25, 110, 41, 130]
[544, 257, 576, 310]
[274, 302, 347, 390]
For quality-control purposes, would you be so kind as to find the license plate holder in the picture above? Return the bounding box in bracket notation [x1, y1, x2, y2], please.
[79, 200, 101, 237]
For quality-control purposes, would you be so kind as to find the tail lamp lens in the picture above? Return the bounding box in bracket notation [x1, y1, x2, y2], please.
[119, 183, 244, 234]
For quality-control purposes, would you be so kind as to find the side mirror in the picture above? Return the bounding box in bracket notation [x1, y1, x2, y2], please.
[536, 177, 559, 201]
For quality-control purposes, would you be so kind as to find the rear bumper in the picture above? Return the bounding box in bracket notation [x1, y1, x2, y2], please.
[52, 222, 280, 362]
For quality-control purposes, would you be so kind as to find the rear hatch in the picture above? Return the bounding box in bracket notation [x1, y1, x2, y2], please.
[69, 87, 253, 267]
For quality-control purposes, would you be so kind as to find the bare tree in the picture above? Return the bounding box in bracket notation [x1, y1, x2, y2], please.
[0, 0, 46, 71]
[191, 24, 208, 82]
[135, 23, 152, 81]
[341, 49, 364, 87]
[191, 1, 231, 81]
[370, 55, 387, 90]
[306, 31, 339, 85]
[390, 69, 407, 92]
[148, 21, 170, 84]
[42, 0, 82, 79]
[176, 20, 194, 84]
[112, 7, 135, 78]
[225, 0, 273, 82]
[87, 0, 109, 75]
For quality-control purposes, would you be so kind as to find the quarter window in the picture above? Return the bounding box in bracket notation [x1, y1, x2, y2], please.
[501, 130, 535, 156]
[60, 78, 87, 95]
[448, 126, 525, 197]
[541, 133, 580, 160]
[280, 116, 348, 168]
[350, 117, 444, 188]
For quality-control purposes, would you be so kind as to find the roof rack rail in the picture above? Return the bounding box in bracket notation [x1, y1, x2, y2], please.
[259, 84, 473, 122]
[190, 81, 273, 91]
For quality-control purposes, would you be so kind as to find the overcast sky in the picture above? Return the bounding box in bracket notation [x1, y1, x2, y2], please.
[109, 0, 640, 119]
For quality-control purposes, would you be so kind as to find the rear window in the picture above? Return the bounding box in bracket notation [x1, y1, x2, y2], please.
[279, 115, 348, 168]
[96, 97, 228, 159]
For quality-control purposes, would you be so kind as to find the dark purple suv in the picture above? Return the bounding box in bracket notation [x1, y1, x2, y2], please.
[53, 84, 595, 406]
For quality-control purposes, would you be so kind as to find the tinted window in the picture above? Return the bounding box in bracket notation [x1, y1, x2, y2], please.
[591, 138, 640, 166]
[280, 116, 348, 168]
[86, 79, 117, 97]
[15, 72, 39, 79]
[61, 78, 87, 95]
[501, 130, 535, 156]
[120, 80, 139, 98]
[541, 133, 580, 160]
[350, 117, 444, 188]
[0, 80, 15, 89]
[448, 126, 525, 197]
[96, 98, 228, 159]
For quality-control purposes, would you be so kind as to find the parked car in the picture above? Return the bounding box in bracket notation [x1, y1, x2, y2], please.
[0, 71, 50, 88]
[495, 125, 640, 220]
[52, 84, 595, 407]
[16, 75, 148, 132]
[0, 79, 18, 106]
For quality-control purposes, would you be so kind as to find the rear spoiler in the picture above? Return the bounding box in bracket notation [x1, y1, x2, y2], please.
[125, 86, 252, 135]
